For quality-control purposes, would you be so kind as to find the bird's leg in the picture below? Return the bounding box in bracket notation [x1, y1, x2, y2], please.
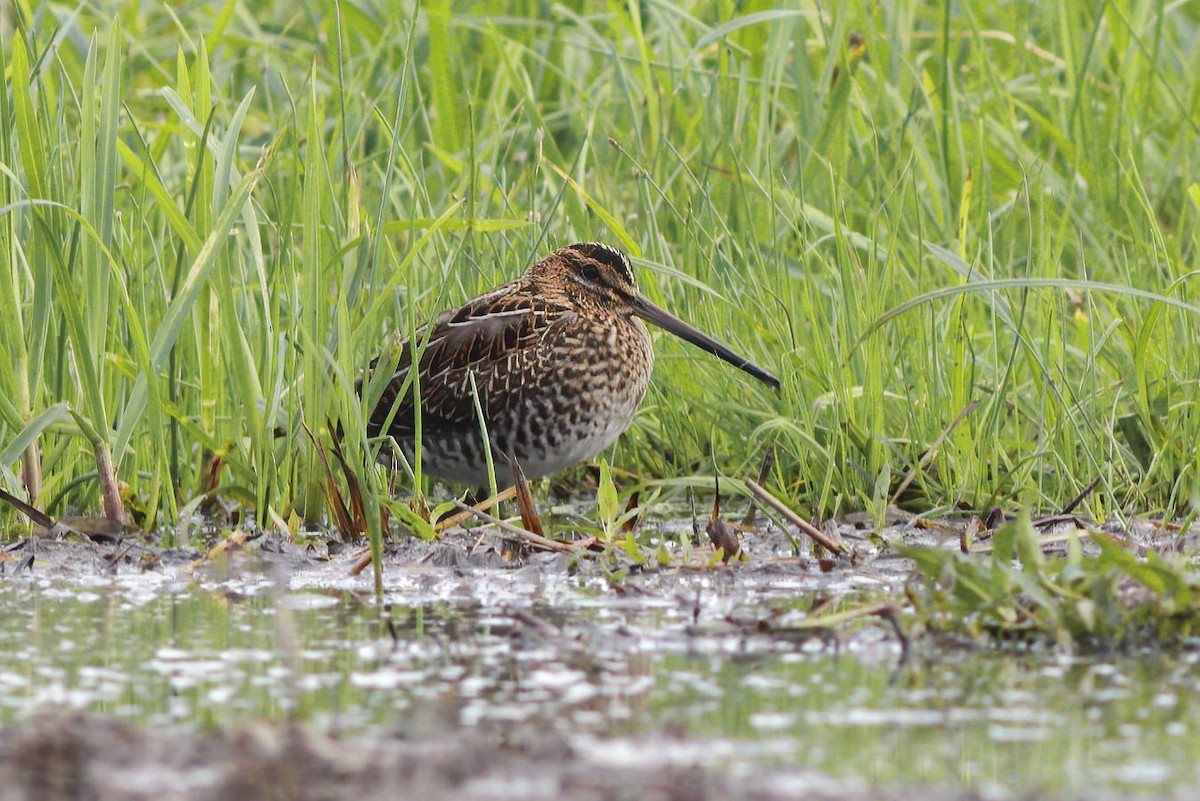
[506, 455, 545, 538]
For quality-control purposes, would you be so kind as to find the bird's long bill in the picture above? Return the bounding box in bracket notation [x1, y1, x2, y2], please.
[630, 294, 781, 390]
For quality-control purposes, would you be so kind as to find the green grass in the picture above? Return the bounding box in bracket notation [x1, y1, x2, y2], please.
[1, 0, 1199, 542]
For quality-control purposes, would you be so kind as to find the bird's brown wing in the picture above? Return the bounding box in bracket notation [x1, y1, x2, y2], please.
[363, 285, 571, 443]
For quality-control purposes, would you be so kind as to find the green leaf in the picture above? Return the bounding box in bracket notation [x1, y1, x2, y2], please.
[896, 543, 956, 581]
[544, 160, 641, 258]
[425, 0, 460, 153]
[687, 10, 814, 63]
[381, 217, 530, 234]
[0, 402, 71, 465]
[856, 278, 1200, 357]
[388, 499, 436, 540]
[1011, 508, 1044, 573]
[596, 458, 619, 536]
[112, 142, 268, 461]
[1092, 533, 1167, 595]
[9, 36, 46, 201]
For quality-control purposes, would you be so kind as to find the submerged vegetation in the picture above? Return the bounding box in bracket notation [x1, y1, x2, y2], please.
[903, 510, 1200, 647]
[1, 0, 1199, 611]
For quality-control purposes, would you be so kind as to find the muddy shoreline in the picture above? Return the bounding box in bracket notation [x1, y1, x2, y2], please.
[1, 513, 1196, 800]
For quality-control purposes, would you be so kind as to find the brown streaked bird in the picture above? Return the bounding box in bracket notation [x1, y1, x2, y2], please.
[362, 242, 779, 488]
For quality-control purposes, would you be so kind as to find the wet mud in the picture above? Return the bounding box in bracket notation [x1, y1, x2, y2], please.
[0, 510, 1196, 800]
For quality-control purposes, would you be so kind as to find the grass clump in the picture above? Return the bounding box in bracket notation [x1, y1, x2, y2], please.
[902, 510, 1200, 648]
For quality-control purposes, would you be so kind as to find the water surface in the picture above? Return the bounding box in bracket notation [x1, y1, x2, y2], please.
[1, 553, 1195, 799]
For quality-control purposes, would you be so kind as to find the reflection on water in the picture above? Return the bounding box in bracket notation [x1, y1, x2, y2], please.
[0, 565, 1196, 798]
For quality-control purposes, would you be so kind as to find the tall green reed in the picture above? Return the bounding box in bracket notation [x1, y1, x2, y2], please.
[0, 1, 1196, 545]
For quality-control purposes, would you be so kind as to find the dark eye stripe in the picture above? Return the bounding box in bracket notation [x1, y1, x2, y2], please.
[559, 246, 592, 276]
[569, 242, 634, 285]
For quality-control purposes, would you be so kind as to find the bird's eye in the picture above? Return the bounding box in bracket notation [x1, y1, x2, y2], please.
[582, 263, 601, 282]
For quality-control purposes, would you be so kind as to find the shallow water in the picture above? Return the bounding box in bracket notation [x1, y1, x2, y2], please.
[1, 553, 1197, 799]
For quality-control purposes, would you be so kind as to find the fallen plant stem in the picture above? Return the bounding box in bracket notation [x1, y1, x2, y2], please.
[746, 480, 846, 555]
[1034, 513, 1086, 530]
[347, 486, 525, 576]
[892, 399, 980, 504]
[347, 546, 377, 577]
[0, 487, 56, 530]
[433, 486, 517, 532]
[0, 487, 125, 542]
[451, 501, 582, 554]
[347, 487, 586, 575]
[1059, 476, 1101, 516]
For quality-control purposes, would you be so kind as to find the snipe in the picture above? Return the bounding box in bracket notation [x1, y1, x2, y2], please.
[362, 242, 778, 488]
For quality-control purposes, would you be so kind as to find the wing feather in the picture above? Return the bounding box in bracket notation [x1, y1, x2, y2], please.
[363, 286, 569, 443]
